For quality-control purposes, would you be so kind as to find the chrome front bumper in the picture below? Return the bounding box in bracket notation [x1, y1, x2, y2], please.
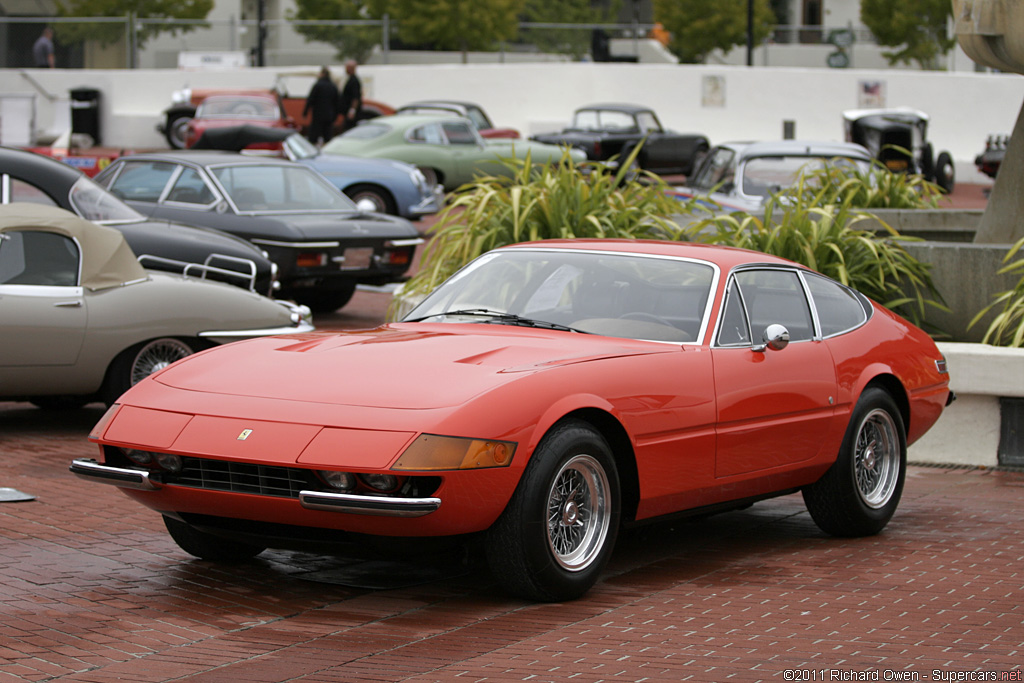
[70, 459, 441, 517]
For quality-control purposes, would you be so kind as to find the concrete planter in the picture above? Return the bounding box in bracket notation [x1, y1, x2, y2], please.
[909, 342, 1024, 468]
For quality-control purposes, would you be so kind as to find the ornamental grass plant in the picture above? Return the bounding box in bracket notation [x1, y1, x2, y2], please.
[782, 158, 945, 209]
[969, 236, 1024, 347]
[683, 173, 946, 329]
[392, 147, 697, 316]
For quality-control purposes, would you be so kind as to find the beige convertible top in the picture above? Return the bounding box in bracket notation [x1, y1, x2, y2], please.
[0, 203, 147, 291]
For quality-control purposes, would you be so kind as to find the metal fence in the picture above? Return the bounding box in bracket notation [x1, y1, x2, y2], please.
[1, 16, 877, 70]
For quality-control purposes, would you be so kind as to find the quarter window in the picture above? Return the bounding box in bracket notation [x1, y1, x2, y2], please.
[804, 271, 868, 336]
[6, 178, 57, 206]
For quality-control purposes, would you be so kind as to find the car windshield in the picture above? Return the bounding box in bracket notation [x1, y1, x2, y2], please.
[405, 248, 716, 343]
[69, 176, 147, 223]
[197, 97, 279, 120]
[741, 155, 871, 198]
[688, 147, 737, 192]
[210, 164, 358, 213]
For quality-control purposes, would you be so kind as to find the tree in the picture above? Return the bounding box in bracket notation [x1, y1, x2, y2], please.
[860, 0, 955, 70]
[55, 0, 212, 50]
[375, 0, 525, 62]
[653, 0, 775, 64]
[289, 0, 381, 63]
[520, 0, 619, 60]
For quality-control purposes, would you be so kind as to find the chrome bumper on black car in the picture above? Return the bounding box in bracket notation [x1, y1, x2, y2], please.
[70, 459, 441, 517]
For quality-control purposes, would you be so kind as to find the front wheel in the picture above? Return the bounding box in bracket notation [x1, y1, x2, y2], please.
[164, 516, 265, 561]
[165, 114, 192, 149]
[345, 184, 397, 215]
[802, 387, 906, 537]
[486, 419, 620, 601]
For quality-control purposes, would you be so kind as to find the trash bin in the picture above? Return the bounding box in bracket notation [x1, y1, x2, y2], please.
[69, 87, 101, 146]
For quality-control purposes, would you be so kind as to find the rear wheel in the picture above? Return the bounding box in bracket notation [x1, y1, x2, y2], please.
[802, 387, 906, 537]
[164, 517, 265, 561]
[345, 184, 397, 215]
[934, 151, 955, 193]
[486, 419, 620, 601]
[165, 114, 192, 149]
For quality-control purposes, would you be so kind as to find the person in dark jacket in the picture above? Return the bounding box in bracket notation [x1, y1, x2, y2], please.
[304, 66, 339, 145]
[337, 60, 363, 133]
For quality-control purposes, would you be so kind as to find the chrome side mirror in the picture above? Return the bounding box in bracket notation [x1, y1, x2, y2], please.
[753, 324, 790, 352]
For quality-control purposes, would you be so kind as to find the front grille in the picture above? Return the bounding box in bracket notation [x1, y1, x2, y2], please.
[169, 457, 320, 498]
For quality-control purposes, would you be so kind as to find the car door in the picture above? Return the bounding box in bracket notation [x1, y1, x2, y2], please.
[440, 120, 490, 187]
[0, 230, 87, 375]
[635, 111, 680, 173]
[711, 267, 837, 478]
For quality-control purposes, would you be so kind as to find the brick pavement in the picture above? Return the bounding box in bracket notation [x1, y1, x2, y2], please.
[1, 399, 1022, 682]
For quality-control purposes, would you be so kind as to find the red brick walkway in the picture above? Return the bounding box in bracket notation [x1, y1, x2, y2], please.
[1, 402, 1022, 682]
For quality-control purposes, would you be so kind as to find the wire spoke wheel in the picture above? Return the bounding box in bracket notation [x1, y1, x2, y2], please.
[854, 408, 900, 509]
[546, 454, 612, 572]
[131, 338, 194, 386]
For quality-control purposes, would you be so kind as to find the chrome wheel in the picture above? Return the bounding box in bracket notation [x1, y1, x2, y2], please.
[854, 408, 900, 509]
[130, 338, 194, 386]
[546, 454, 612, 572]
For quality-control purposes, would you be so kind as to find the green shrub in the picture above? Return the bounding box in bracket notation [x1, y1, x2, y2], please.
[683, 182, 946, 328]
[394, 148, 695, 314]
[969, 236, 1024, 347]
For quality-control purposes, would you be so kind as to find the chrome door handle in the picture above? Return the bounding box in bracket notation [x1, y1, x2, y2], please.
[54, 300, 82, 308]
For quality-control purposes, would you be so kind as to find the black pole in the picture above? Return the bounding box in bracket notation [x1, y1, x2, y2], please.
[256, 0, 266, 67]
[746, 0, 754, 66]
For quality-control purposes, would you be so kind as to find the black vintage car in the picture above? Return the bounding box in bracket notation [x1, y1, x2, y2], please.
[94, 152, 423, 312]
[974, 134, 1007, 179]
[530, 104, 710, 176]
[0, 146, 278, 295]
[843, 108, 956, 193]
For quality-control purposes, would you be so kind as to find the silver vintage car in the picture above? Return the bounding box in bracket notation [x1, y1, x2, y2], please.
[0, 203, 313, 409]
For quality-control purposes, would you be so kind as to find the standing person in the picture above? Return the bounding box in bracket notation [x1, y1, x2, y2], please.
[337, 59, 363, 133]
[33, 27, 55, 68]
[303, 66, 339, 145]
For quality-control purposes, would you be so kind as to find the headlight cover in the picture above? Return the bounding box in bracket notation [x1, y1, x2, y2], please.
[392, 434, 516, 471]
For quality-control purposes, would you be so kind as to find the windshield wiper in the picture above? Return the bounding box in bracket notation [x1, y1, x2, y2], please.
[407, 308, 590, 333]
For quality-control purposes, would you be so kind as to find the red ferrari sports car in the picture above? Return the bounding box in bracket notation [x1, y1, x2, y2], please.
[73, 240, 953, 601]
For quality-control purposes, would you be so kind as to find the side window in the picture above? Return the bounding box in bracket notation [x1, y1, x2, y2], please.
[716, 279, 751, 346]
[166, 167, 216, 205]
[7, 178, 59, 206]
[804, 272, 868, 337]
[408, 124, 445, 145]
[441, 121, 477, 145]
[0, 231, 79, 286]
[736, 269, 814, 342]
[107, 161, 176, 202]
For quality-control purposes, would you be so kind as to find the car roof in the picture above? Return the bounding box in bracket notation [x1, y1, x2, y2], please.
[735, 140, 872, 161]
[574, 103, 654, 115]
[399, 100, 474, 112]
[0, 203, 147, 291]
[114, 150, 298, 167]
[842, 107, 929, 123]
[1, 145, 86, 184]
[499, 238, 804, 273]
[357, 113, 477, 129]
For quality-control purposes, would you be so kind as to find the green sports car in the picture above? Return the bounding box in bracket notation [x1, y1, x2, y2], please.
[321, 114, 585, 191]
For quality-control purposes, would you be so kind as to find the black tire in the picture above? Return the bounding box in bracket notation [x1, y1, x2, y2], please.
[102, 337, 205, 406]
[345, 184, 397, 215]
[165, 114, 191, 149]
[802, 387, 906, 537]
[292, 281, 358, 313]
[485, 419, 620, 602]
[164, 516, 265, 561]
[934, 151, 955, 193]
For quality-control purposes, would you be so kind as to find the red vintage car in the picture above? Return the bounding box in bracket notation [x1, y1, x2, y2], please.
[72, 240, 953, 601]
[183, 94, 297, 149]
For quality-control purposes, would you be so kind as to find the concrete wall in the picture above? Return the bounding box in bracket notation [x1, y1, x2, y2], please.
[1, 63, 1022, 184]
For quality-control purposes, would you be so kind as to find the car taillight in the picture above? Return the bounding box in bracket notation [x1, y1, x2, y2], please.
[382, 248, 412, 266]
[296, 252, 327, 268]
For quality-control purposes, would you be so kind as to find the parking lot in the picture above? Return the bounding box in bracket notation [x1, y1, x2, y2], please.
[2, 184, 1021, 682]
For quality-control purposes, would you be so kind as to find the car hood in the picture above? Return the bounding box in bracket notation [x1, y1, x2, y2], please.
[241, 211, 419, 240]
[152, 323, 673, 409]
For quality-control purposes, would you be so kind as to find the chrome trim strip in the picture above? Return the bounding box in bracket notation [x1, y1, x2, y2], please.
[199, 320, 315, 338]
[386, 238, 426, 247]
[250, 238, 341, 249]
[69, 459, 158, 491]
[298, 490, 441, 517]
